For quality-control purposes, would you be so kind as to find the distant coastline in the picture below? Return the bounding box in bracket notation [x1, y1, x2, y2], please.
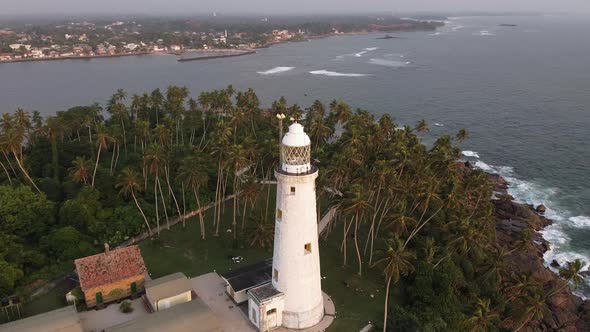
[0, 23, 444, 65]
[0, 51, 153, 64]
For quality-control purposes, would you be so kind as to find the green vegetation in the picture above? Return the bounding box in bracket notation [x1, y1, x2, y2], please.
[0, 86, 583, 331]
[119, 300, 133, 314]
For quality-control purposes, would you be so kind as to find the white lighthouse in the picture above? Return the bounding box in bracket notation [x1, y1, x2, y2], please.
[271, 122, 324, 329]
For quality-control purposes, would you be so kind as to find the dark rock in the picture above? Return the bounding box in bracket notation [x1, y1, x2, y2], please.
[464, 161, 472, 168]
[536, 204, 547, 213]
[580, 271, 590, 278]
[551, 260, 561, 268]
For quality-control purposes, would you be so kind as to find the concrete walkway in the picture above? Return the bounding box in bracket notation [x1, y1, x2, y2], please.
[191, 273, 335, 332]
[78, 297, 149, 332]
[191, 273, 255, 332]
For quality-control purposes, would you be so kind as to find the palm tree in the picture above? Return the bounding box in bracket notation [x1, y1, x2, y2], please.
[1, 127, 40, 193]
[464, 298, 499, 332]
[414, 119, 429, 133]
[69, 157, 91, 185]
[116, 168, 152, 235]
[179, 156, 209, 238]
[456, 128, 469, 143]
[91, 128, 112, 188]
[246, 212, 274, 249]
[371, 236, 416, 332]
[514, 292, 549, 331]
[343, 184, 372, 275]
[558, 259, 586, 291]
[144, 145, 168, 235]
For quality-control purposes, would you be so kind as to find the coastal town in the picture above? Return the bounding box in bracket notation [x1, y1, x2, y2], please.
[0, 16, 443, 62]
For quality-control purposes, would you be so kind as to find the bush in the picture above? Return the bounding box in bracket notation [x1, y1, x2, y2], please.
[119, 300, 133, 313]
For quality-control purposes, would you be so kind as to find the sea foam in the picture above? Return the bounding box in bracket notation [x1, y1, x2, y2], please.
[461, 150, 479, 158]
[257, 67, 295, 75]
[569, 216, 590, 229]
[309, 70, 369, 77]
[472, 159, 590, 288]
[368, 58, 408, 68]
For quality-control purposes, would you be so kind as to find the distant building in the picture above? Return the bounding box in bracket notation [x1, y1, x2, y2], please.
[74, 244, 147, 308]
[145, 272, 192, 312]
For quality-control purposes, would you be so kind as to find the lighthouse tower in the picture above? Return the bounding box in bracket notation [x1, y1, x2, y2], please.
[272, 123, 324, 329]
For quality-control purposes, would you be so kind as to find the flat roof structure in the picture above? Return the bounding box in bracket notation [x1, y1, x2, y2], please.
[220, 259, 272, 292]
[0, 306, 82, 332]
[249, 282, 283, 304]
[145, 272, 192, 304]
[105, 299, 222, 332]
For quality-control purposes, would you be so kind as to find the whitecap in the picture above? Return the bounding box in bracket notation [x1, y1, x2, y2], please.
[569, 216, 590, 229]
[257, 67, 295, 75]
[309, 70, 369, 77]
[430, 32, 442, 36]
[368, 58, 408, 68]
[473, 30, 495, 36]
[461, 150, 479, 158]
[364, 47, 379, 51]
[355, 51, 368, 57]
[434, 122, 444, 127]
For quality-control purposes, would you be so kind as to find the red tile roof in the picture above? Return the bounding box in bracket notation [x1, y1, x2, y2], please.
[74, 245, 147, 291]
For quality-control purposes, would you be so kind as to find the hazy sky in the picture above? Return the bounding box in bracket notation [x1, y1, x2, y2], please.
[2, 0, 590, 15]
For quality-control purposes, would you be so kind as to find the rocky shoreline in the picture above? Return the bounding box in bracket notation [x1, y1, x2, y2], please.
[484, 166, 590, 331]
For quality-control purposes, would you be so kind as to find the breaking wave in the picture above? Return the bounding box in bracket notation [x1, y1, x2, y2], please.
[257, 67, 295, 75]
[461, 150, 479, 158]
[309, 70, 369, 77]
[465, 158, 590, 289]
[368, 58, 409, 68]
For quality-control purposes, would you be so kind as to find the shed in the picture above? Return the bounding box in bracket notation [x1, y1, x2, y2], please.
[74, 245, 147, 308]
[105, 298, 222, 332]
[145, 272, 192, 312]
[220, 259, 272, 304]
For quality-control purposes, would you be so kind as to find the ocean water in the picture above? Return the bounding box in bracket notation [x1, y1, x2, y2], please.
[1, 15, 589, 293]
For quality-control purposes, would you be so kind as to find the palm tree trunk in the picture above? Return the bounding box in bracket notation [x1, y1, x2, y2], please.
[132, 191, 152, 234]
[0, 159, 13, 185]
[157, 176, 170, 230]
[193, 186, 205, 239]
[91, 144, 102, 188]
[241, 198, 248, 230]
[181, 182, 187, 227]
[165, 166, 182, 225]
[383, 276, 392, 332]
[12, 150, 40, 193]
[2, 151, 17, 177]
[232, 175, 238, 239]
[354, 213, 362, 276]
[154, 175, 160, 235]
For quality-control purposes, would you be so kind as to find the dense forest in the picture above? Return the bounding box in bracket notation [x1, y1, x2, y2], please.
[0, 86, 584, 331]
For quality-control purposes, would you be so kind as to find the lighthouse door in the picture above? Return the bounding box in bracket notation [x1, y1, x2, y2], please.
[266, 308, 277, 329]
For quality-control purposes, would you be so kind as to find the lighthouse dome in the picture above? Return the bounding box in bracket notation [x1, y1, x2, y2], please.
[280, 123, 312, 174]
[282, 123, 311, 147]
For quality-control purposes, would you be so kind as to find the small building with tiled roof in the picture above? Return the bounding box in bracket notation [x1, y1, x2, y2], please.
[74, 244, 147, 308]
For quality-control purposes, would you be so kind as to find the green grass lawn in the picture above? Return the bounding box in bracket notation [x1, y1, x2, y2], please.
[140, 185, 384, 332]
[13, 185, 385, 331]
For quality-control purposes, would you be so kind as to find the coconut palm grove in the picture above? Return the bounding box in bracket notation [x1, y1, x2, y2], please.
[0, 85, 585, 331]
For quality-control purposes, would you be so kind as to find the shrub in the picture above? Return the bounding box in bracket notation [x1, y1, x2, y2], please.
[119, 300, 133, 313]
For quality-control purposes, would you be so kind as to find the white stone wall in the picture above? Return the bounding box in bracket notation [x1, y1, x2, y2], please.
[272, 170, 324, 329]
[248, 298, 261, 329]
[154, 291, 192, 311]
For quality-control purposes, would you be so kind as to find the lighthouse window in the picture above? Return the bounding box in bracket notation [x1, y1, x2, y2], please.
[304, 243, 312, 254]
[276, 209, 282, 221]
[273, 269, 279, 282]
[290, 186, 296, 194]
